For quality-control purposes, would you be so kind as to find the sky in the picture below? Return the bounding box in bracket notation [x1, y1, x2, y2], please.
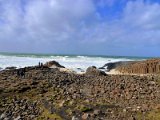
[0, 0, 160, 57]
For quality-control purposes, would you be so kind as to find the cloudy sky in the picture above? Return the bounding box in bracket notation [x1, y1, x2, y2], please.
[0, 0, 160, 57]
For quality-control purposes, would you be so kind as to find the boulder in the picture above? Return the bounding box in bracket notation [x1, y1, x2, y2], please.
[72, 116, 80, 120]
[85, 66, 106, 76]
[0, 113, 6, 119]
[44, 60, 65, 68]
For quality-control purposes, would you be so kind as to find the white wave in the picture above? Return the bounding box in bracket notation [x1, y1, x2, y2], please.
[0, 54, 141, 71]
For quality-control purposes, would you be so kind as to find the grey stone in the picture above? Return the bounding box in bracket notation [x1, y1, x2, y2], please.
[14, 116, 21, 120]
[0, 113, 6, 119]
[72, 116, 80, 120]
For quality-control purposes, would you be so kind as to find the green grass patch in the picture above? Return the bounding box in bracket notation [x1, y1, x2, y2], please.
[146, 109, 160, 120]
[80, 106, 93, 112]
[37, 108, 62, 120]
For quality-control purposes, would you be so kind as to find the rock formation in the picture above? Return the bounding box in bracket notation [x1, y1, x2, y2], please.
[100, 61, 135, 71]
[85, 66, 106, 76]
[116, 59, 160, 74]
[5, 66, 17, 70]
[0, 60, 160, 119]
[44, 60, 65, 68]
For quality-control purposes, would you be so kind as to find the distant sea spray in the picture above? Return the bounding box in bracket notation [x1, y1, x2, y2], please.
[0, 53, 147, 72]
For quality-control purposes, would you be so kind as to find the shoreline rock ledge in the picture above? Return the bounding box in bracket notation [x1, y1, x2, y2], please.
[116, 59, 160, 74]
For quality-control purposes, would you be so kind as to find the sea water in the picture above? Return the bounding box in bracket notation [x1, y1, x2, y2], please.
[0, 53, 148, 72]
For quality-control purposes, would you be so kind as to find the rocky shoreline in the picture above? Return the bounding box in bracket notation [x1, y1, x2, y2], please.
[0, 60, 160, 120]
[112, 59, 160, 75]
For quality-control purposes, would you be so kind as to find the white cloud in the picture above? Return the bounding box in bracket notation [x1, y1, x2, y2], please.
[0, 0, 160, 56]
[0, 0, 95, 52]
[123, 0, 160, 30]
[80, 0, 160, 47]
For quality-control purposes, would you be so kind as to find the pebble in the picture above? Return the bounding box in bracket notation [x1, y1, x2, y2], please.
[72, 116, 80, 120]
[0, 113, 6, 119]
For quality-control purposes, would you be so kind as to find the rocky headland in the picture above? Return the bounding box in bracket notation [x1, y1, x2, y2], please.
[115, 59, 160, 74]
[0, 59, 160, 120]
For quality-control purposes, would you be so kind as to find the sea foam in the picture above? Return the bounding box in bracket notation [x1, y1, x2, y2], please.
[0, 53, 144, 71]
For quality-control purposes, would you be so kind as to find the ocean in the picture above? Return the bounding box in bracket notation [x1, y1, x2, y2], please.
[0, 53, 148, 72]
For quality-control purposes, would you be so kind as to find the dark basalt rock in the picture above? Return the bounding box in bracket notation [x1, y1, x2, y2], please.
[5, 66, 17, 70]
[0, 98, 40, 120]
[116, 59, 160, 74]
[17, 86, 31, 93]
[85, 66, 106, 76]
[44, 60, 65, 68]
[100, 61, 134, 72]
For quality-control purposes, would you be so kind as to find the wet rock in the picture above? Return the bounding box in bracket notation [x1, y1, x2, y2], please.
[5, 66, 17, 70]
[77, 68, 85, 72]
[44, 60, 65, 68]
